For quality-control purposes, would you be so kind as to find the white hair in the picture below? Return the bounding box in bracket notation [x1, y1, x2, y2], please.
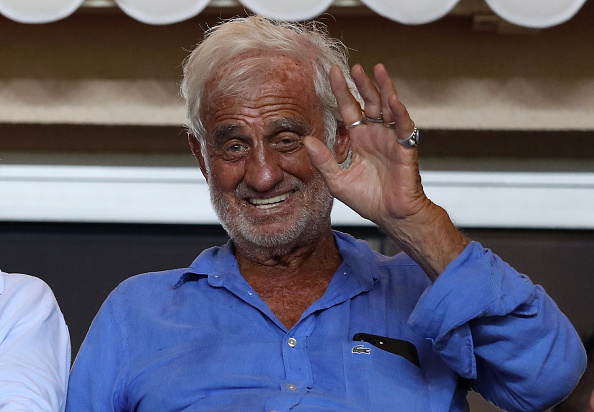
[180, 16, 361, 162]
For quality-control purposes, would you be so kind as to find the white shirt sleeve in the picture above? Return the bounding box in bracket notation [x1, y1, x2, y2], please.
[0, 271, 71, 412]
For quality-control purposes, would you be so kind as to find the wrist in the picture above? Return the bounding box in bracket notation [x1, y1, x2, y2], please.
[382, 202, 470, 281]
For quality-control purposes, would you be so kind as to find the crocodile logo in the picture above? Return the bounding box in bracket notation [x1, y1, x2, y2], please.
[352, 345, 371, 354]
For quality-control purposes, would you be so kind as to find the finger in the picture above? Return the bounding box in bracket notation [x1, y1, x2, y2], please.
[329, 65, 363, 125]
[388, 93, 416, 139]
[302, 135, 343, 190]
[375, 64, 416, 139]
[373, 63, 399, 124]
[351, 64, 382, 120]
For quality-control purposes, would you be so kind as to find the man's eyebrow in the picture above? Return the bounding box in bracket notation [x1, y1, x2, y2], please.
[213, 124, 243, 144]
[268, 118, 311, 135]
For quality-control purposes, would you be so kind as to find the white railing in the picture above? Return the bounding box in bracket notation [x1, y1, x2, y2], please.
[1, 165, 593, 229]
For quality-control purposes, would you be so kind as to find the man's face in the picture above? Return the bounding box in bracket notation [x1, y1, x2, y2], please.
[198, 57, 336, 251]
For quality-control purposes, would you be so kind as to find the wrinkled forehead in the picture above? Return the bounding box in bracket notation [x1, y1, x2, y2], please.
[201, 54, 317, 112]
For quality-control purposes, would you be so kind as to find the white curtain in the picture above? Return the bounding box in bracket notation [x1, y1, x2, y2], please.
[0, 0, 84, 23]
[0, 0, 587, 28]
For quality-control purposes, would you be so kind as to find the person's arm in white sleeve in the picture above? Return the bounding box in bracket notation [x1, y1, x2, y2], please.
[0, 271, 71, 411]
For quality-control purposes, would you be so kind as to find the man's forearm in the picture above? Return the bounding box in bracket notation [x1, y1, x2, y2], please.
[380, 202, 470, 281]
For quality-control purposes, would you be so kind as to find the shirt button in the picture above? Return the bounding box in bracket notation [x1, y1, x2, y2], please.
[286, 384, 297, 391]
[287, 338, 297, 348]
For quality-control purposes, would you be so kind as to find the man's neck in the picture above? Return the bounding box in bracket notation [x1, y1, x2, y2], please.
[235, 230, 339, 270]
[234, 230, 342, 329]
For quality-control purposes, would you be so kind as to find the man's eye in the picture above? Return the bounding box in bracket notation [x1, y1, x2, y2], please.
[217, 141, 248, 160]
[227, 144, 244, 153]
[272, 135, 302, 152]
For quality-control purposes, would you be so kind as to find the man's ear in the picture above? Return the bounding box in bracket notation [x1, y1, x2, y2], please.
[334, 121, 351, 164]
[188, 134, 209, 181]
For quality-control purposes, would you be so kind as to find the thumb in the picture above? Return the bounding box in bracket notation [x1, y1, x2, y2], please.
[302, 136, 343, 182]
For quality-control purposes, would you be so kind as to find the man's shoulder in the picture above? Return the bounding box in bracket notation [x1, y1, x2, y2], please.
[333, 231, 428, 292]
[102, 245, 234, 314]
[112, 267, 189, 295]
[334, 230, 419, 269]
[97, 268, 194, 321]
[371, 252, 428, 287]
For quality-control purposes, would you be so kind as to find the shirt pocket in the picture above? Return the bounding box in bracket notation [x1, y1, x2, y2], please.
[343, 342, 430, 411]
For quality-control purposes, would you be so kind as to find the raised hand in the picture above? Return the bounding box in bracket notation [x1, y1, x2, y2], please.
[304, 63, 430, 228]
[303, 63, 468, 279]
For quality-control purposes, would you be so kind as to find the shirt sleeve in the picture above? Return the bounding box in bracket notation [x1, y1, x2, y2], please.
[0, 274, 71, 412]
[407, 241, 587, 412]
[66, 291, 126, 412]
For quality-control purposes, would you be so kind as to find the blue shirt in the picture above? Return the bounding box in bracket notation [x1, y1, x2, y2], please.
[0, 270, 71, 411]
[66, 232, 585, 412]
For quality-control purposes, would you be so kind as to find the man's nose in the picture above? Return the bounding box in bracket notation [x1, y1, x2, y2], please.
[243, 145, 284, 192]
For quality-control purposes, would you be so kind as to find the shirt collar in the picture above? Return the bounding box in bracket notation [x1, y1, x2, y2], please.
[172, 231, 380, 291]
[172, 240, 239, 289]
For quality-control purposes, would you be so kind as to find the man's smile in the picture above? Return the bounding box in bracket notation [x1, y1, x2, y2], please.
[248, 191, 295, 209]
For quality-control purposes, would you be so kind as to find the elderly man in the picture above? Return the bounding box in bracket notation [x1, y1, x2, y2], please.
[66, 16, 585, 411]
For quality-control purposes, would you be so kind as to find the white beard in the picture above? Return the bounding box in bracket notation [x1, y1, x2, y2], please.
[209, 172, 334, 254]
